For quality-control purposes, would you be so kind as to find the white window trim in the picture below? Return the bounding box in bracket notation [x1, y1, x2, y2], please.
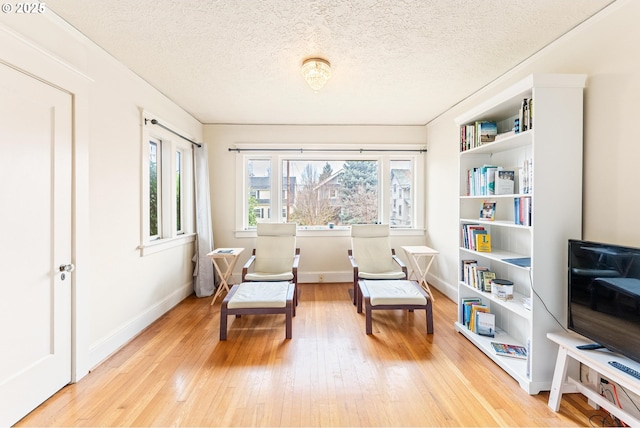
[233, 144, 425, 237]
[139, 110, 196, 256]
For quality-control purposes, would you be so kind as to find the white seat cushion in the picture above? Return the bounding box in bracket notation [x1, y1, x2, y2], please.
[228, 282, 290, 309]
[243, 272, 294, 281]
[359, 271, 406, 280]
[362, 280, 427, 306]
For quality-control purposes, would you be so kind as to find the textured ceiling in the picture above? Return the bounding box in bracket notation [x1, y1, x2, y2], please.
[48, 0, 615, 125]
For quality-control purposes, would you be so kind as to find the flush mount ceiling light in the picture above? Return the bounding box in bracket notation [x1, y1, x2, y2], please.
[301, 57, 331, 91]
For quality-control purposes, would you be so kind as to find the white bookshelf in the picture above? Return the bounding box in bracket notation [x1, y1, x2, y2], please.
[454, 73, 586, 394]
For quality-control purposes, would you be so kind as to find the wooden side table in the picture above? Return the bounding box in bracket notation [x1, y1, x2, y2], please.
[401, 245, 439, 301]
[207, 248, 244, 305]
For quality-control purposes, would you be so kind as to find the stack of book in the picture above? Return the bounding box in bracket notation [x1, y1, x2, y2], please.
[515, 98, 533, 133]
[514, 196, 532, 226]
[461, 224, 490, 251]
[459, 121, 497, 152]
[519, 159, 533, 194]
[461, 260, 496, 291]
[466, 165, 511, 196]
[460, 297, 495, 337]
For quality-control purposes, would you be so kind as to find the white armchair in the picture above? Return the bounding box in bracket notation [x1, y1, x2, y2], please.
[242, 223, 300, 304]
[348, 224, 407, 306]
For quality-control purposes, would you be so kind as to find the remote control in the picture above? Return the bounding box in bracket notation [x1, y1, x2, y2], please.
[576, 343, 604, 350]
[608, 361, 640, 381]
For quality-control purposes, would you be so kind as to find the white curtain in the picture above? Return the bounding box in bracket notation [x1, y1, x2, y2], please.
[192, 143, 215, 297]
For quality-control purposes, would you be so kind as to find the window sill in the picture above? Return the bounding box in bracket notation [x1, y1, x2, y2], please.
[139, 233, 196, 256]
[234, 227, 425, 238]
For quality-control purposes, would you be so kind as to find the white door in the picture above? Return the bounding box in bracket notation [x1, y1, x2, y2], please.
[0, 62, 73, 426]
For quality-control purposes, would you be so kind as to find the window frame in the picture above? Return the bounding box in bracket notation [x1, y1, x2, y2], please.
[234, 144, 425, 237]
[140, 112, 196, 255]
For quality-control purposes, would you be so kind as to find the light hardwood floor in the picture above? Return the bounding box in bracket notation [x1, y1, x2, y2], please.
[17, 283, 610, 427]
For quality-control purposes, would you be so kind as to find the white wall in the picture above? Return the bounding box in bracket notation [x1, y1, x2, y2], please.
[204, 124, 428, 283]
[0, 12, 202, 375]
[424, 0, 640, 300]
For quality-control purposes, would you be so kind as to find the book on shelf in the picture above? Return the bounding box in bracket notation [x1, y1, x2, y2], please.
[495, 170, 515, 195]
[480, 165, 498, 195]
[467, 124, 474, 150]
[480, 200, 496, 221]
[459, 121, 498, 151]
[461, 297, 482, 327]
[491, 342, 528, 359]
[476, 121, 497, 145]
[466, 165, 500, 196]
[479, 270, 495, 292]
[485, 166, 498, 195]
[476, 311, 495, 337]
[461, 259, 477, 282]
[475, 233, 491, 252]
[461, 224, 486, 250]
[521, 99, 529, 132]
[516, 98, 533, 133]
[519, 159, 533, 194]
[215, 249, 235, 254]
[469, 304, 490, 332]
[464, 124, 475, 151]
[514, 196, 532, 226]
[526, 159, 533, 194]
[472, 265, 491, 289]
[470, 229, 487, 251]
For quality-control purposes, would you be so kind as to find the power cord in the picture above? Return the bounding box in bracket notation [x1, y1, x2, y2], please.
[527, 268, 568, 331]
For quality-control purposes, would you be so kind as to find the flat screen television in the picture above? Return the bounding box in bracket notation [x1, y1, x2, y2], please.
[568, 239, 640, 363]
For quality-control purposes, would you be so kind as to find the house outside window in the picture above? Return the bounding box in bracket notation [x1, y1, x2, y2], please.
[389, 163, 412, 227]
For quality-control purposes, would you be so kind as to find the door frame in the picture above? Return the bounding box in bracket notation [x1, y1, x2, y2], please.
[0, 20, 91, 381]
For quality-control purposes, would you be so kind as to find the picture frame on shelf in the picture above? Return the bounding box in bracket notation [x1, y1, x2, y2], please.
[480, 200, 496, 221]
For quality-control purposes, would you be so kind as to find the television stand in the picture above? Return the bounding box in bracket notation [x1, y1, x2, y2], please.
[547, 331, 640, 426]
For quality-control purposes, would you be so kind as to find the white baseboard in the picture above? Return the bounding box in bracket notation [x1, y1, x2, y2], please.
[298, 271, 352, 284]
[426, 273, 457, 302]
[88, 281, 193, 370]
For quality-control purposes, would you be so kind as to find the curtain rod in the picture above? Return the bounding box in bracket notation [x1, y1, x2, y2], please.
[145, 118, 202, 148]
[228, 147, 426, 153]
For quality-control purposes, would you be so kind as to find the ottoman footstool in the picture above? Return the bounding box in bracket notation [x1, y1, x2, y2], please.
[357, 279, 433, 335]
[220, 281, 295, 340]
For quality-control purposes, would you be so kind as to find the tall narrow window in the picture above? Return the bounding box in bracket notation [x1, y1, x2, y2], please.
[247, 159, 272, 225]
[141, 112, 195, 255]
[390, 160, 412, 227]
[175, 150, 183, 234]
[149, 139, 161, 239]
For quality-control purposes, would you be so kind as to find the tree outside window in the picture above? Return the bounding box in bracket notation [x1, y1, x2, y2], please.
[242, 153, 419, 230]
